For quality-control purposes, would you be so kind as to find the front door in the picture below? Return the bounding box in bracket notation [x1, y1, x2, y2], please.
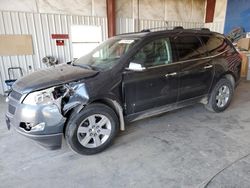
[122, 37, 180, 115]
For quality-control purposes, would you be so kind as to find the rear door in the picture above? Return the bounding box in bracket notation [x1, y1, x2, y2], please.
[172, 35, 214, 101]
[122, 37, 180, 115]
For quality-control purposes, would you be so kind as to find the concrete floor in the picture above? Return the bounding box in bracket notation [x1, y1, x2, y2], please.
[1, 81, 250, 188]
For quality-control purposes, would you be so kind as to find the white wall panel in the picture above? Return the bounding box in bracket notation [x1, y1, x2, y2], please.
[0, 11, 108, 95]
[116, 18, 135, 34]
[0, 0, 107, 17]
[116, 0, 206, 22]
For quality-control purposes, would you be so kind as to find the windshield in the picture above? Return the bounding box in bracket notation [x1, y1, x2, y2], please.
[73, 38, 139, 71]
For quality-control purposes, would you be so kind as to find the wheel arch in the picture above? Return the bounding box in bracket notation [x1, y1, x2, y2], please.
[63, 98, 125, 135]
[88, 98, 125, 131]
[210, 71, 236, 95]
[220, 71, 236, 88]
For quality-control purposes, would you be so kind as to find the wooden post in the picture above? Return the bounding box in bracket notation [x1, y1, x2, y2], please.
[205, 0, 216, 23]
[106, 0, 116, 37]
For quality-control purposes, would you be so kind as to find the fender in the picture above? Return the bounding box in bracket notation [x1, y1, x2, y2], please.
[62, 83, 89, 115]
[100, 98, 125, 131]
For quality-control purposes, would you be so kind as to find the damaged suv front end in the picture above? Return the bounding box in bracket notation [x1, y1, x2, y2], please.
[5, 36, 139, 154]
[5, 65, 93, 149]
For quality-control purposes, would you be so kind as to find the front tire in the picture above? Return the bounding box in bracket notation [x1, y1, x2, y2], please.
[205, 78, 234, 112]
[65, 103, 119, 155]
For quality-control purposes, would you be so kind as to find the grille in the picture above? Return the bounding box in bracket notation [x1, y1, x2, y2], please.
[9, 90, 22, 101]
[8, 104, 16, 115]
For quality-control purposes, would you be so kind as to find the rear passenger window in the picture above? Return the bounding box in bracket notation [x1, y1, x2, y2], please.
[173, 36, 207, 61]
[200, 35, 231, 56]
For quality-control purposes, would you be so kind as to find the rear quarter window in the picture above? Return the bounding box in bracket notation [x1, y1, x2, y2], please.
[200, 35, 233, 56]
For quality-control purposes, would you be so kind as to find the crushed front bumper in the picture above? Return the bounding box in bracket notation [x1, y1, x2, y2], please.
[6, 91, 66, 150]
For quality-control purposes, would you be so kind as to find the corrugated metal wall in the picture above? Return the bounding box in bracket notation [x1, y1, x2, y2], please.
[138, 19, 204, 31]
[204, 22, 224, 33]
[0, 11, 108, 95]
[116, 18, 205, 34]
[0, 11, 222, 95]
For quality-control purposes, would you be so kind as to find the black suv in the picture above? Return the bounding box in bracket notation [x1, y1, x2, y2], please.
[6, 28, 242, 155]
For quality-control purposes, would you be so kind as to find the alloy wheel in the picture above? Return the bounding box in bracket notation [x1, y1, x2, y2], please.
[77, 114, 112, 148]
[216, 85, 230, 108]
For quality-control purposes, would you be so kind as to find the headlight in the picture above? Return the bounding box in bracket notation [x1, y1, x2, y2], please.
[23, 87, 55, 105]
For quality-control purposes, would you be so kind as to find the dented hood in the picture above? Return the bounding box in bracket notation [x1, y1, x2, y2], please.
[12, 64, 98, 93]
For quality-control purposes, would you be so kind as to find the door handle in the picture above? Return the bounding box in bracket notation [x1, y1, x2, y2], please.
[204, 65, 213, 69]
[165, 72, 177, 77]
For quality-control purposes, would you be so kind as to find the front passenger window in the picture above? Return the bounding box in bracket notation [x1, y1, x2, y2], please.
[132, 38, 172, 68]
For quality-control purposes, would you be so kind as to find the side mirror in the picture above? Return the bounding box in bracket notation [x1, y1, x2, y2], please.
[126, 62, 146, 72]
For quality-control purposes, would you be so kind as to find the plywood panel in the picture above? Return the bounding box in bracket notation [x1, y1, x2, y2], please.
[0, 35, 33, 55]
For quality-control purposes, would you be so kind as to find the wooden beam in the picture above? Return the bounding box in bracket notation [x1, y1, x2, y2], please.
[205, 0, 216, 23]
[106, 0, 116, 37]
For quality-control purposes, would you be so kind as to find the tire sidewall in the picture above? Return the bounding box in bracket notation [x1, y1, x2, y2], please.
[65, 103, 119, 155]
[210, 78, 234, 112]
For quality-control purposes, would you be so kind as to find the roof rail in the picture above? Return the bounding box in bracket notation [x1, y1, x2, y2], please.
[118, 26, 211, 36]
[117, 31, 145, 36]
[201, 28, 210, 31]
[140, 27, 170, 32]
[191, 28, 210, 31]
[141, 29, 151, 32]
[140, 26, 187, 32]
[173, 26, 184, 30]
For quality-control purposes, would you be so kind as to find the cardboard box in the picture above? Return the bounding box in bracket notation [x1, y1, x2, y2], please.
[240, 52, 249, 77]
[237, 38, 250, 51]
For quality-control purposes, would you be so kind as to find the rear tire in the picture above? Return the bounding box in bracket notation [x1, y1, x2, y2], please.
[205, 78, 234, 112]
[65, 103, 119, 155]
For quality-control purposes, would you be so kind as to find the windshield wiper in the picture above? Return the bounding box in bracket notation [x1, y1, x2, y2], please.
[100, 57, 120, 61]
